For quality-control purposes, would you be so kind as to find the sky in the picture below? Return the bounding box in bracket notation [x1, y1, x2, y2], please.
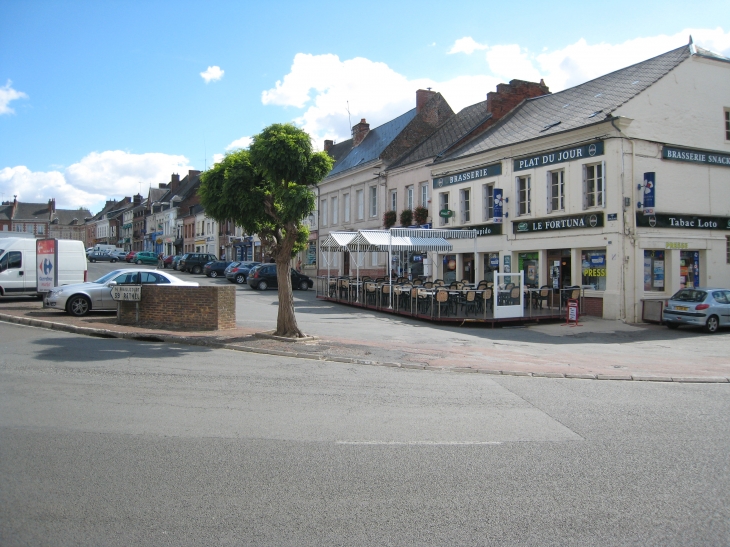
[1, 0, 729, 214]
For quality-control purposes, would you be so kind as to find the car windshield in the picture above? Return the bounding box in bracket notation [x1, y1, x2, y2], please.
[93, 270, 124, 284]
[670, 289, 707, 303]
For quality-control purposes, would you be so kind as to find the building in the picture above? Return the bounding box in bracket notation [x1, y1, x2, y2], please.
[427, 39, 730, 321]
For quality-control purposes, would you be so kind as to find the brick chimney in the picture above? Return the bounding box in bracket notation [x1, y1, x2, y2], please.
[416, 89, 437, 113]
[133, 194, 142, 205]
[188, 170, 201, 178]
[170, 173, 181, 193]
[486, 79, 550, 120]
[352, 119, 370, 147]
[48, 198, 56, 214]
[324, 139, 333, 152]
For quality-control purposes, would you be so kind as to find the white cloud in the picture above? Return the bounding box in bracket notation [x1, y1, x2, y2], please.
[212, 153, 224, 165]
[225, 136, 252, 150]
[485, 44, 542, 83]
[200, 65, 224, 83]
[0, 80, 28, 115]
[1, 151, 194, 213]
[448, 37, 489, 55]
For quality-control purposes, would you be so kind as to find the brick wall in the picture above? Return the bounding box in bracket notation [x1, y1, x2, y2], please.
[118, 285, 236, 330]
[582, 296, 604, 318]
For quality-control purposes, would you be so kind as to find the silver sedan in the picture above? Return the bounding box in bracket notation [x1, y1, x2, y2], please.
[44, 269, 199, 317]
[663, 287, 730, 333]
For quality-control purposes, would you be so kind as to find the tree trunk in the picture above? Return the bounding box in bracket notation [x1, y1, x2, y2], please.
[275, 256, 304, 338]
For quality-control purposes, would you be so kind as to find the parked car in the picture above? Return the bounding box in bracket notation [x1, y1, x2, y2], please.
[110, 250, 128, 261]
[87, 251, 118, 263]
[178, 253, 218, 274]
[203, 260, 232, 278]
[163, 255, 178, 268]
[125, 251, 138, 263]
[226, 261, 261, 284]
[43, 268, 199, 317]
[247, 264, 313, 291]
[171, 255, 183, 271]
[133, 251, 159, 265]
[663, 288, 730, 333]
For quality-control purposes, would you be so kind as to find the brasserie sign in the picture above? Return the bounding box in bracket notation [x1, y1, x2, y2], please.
[456, 223, 503, 237]
[636, 213, 730, 230]
[513, 212, 604, 234]
[513, 141, 604, 171]
[433, 163, 502, 188]
[662, 146, 730, 167]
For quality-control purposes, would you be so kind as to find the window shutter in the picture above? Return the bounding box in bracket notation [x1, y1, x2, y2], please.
[601, 161, 606, 208]
[459, 190, 465, 223]
[582, 164, 588, 210]
[482, 184, 488, 220]
[546, 172, 552, 214]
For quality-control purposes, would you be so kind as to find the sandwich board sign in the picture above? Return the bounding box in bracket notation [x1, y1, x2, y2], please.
[36, 239, 58, 293]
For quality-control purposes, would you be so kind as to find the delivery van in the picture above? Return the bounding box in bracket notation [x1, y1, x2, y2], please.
[0, 237, 87, 297]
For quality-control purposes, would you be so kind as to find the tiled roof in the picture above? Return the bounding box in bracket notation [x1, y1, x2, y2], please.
[440, 44, 691, 162]
[326, 109, 418, 178]
[13, 203, 50, 220]
[389, 101, 491, 169]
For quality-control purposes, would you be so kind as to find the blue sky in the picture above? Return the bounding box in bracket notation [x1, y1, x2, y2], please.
[1, 0, 728, 213]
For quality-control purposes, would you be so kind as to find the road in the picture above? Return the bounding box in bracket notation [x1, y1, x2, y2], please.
[1, 319, 728, 546]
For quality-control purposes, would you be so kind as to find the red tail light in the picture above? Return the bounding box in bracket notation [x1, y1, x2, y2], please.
[232, 268, 239, 273]
[84, 270, 88, 282]
[696, 303, 710, 310]
[252, 270, 259, 278]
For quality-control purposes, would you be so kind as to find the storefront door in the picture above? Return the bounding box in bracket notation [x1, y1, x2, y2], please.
[463, 253, 475, 283]
[680, 251, 700, 289]
[548, 249, 572, 289]
[518, 252, 539, 288]
[484, 253, 499, 284]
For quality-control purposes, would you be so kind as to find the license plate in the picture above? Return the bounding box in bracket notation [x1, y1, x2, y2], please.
[675, 305, 688, 311]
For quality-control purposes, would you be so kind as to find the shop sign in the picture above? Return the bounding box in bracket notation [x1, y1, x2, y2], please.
[636, 213, 730, 230]
[662, 146, 730, 167]
[665, 242, 689, 249]
[433, 163, 502, 188]
[439, 209, 454, 218]
[503, 255, 511, 273]
[607, 213, 618, 221]
[493, 188, 503, 223]
[36, 239, 58, 293]
[642, 172, 655, 215]
[454, 223, 503, 237]
[513, 141, 604, 171]
[489, 256, 500, 268]
[513, 212, 604, 234]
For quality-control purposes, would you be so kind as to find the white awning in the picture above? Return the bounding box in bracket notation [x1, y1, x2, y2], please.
[391, 227, 478, 239]
[319, 231, 357, 251]
[347, 230, 452, 252]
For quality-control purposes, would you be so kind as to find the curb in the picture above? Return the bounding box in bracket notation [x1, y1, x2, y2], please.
[1, 313, 729, 384]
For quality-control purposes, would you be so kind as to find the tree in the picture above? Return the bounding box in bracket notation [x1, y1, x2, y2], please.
[198, 123, 333, 338]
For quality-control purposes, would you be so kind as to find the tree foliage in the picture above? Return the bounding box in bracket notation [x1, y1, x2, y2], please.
[198, 123, 333, 337]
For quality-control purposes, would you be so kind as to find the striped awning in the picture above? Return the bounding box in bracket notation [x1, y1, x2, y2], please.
[319, 231, 357, 251]
[347, 230, 452, 252]
[391, 227, 478, 239]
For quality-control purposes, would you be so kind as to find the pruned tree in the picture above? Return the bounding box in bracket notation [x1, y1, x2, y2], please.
[198, 123, 333, 337]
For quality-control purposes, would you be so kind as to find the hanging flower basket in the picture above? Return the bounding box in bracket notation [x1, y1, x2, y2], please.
[383, 210, 397, 229]
[399, 209, 413, 227]
[414, 205, 429, 225]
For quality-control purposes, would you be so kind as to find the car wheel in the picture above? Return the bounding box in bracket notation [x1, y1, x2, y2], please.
[299, 280, 309, 291]
[705, 315, 719, 334]
[235, 274, 246, 284]
[258, 280, 268, 291]
[666, 322, 679, 330]
[210, 271, 218, 278]
[67, 295, 90, 317]
[136, 259, 142, 264]
[90, 258, 96, 263]
[192, 265, 202, 274]
[111, 258, 117, 263]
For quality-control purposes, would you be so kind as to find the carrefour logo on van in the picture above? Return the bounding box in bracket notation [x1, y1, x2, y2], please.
[514, 141, 604, 171]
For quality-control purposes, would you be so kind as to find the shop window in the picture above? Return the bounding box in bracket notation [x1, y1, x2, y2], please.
[460, 189, 471, 223]
[680, 250, 700, 289]
[518, 252, 539, 288]
[483, 253, 499, 283]
[643, 250, 665, 292]
[726, 236, 730, 263]
[356, 189, 364, 220]
[406, 186, 414, 210]
[343, 193, 350, 223]
[516, 176, 531, 216]
[583, 162, 605, 209]
[390, 190, 397, 212]
[369, 186, 378, 217]
[320, 199, 328, 226]
[439, 192, 449, 226]
[581, 250, 606, 290]
[331, 196, 338, 225]
[420, 183, 428, 208]
[547, 170, 564, 213]
[482, 183, 494, 221]
[725, 109, 730, 141]
[443, 254, 457, 284]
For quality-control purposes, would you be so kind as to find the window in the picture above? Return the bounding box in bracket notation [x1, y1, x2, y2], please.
[369, 186, 377, 217]
[460, 189, 471, 223]
[439, 192, 449, 226]
[482, 183, 494, 220]
[516, 176, 531, 216]
[547, 170, 565, 213]
[406, 185, 414, 210]
[321, 199, 328, 226]
[727, 236, 730, 264]
[15, 225, 21, 232]
[420, 183, 428, 208]
[371, 252, 378, 266]
[356, 189, 364, 220]
[726, 109, 730, 140]
[331, 196, 338, 225]
[643, 250, 665, 292]
[0, 251, 21, 272]
[25, 224, 32, 233]
[581, 250, 606, 290]
[390, 190, 397, 211]
[343, 193, 350, 223]
[37, 224, 44, 234]
[583, 162, 605, 208]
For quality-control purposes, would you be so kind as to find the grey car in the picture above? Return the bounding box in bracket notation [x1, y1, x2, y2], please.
[44, 268, 198, 317]
[663, 288, 730, 333]
[87, 251, 118, 263]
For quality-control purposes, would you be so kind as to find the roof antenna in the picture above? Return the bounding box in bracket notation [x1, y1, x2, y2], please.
[204, 138, 207, 171]
[346, 101, 352, 136]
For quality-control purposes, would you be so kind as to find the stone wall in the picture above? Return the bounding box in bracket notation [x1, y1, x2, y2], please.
[118, 285, 235, 330]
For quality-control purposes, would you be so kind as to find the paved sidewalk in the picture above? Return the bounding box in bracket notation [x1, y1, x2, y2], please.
[1, 300, 729, 383]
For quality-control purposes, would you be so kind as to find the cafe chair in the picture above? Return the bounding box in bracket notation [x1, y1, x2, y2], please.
[510, 287, 521, 305]
[461, 290, 478, 316]
[435, 289, 451, 317]
[537, 285, 550, 309]
[480, 288, 493, 312]
[365, 282, 377, 305]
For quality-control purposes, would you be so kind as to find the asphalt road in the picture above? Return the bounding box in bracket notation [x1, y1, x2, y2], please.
[1, 320, 728, 546]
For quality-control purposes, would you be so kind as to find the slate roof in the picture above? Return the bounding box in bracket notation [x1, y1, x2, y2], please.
[326, 109, 418, 178]
[389, 101, 491, 170]
[13, 203, 50, 220]
[440, 44, 692, 162]
[0, 204, 12, 221]
[52, 208, 92, 225]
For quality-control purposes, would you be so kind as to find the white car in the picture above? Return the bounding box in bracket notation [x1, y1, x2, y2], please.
[44, 269, 198, 317]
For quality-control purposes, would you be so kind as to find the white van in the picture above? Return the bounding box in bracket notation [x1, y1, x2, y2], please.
[93, 244, 118, 253]
[0, 237, 87, 297]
